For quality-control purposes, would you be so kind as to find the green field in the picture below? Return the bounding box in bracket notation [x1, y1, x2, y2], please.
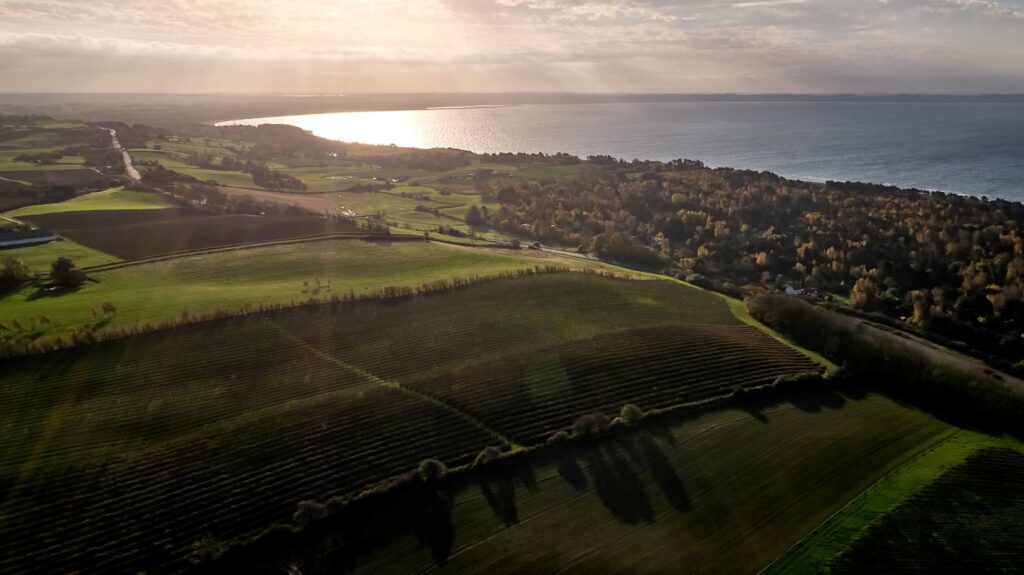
[1, 271, 834, 572]
[766, 430, 1024, 574]
[131, 149, 257, 187]
[0, 149, 87, 171]
[0, 237, 119, 271]
[831, 446, 1024, 573]
[0, 240, 598, 344]
[5, 187, 172, 217]
[297, 393, 952, 575]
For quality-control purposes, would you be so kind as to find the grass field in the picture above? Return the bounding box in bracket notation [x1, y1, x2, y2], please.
[302, 393, 953, 575]
[18, 208, 362, 259]
[830, 446, 1024, 573]
[5, 187, 172, 217]
[132, 149, 257, 187]
[0, 149, 87, 172]
[0, 271, 836, 573]
[766, 430, 1024, 574]
[0, 237, 119, 271]
[0, 241, 596, 344]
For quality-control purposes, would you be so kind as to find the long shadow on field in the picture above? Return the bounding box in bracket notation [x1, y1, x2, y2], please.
[629, 433, 691, 513]
[413, 490, 456, 566]
[786, 386, 848, 413]
[558, 456, 588, 491]
[479, 463, 538, 526]
[583, 442, 655, 524]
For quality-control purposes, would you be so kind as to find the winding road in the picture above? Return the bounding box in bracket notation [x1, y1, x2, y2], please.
[106, 128, 141, 183]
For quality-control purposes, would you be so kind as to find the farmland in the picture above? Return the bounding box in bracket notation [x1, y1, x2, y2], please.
[250, 393, 954, 575]
[17, 208, 363, 259]
[410, 324, 820, 443]
[0, 118, 123, 210]
[768, 430, 1024, 574]
[0, 236, 119, 271]
[0, 272, 831, 572]
[5, 187, 172, 216]
[2, 114, 1020, 575]
[0, 240, 596, 346]
[830, 447, 1024, 573]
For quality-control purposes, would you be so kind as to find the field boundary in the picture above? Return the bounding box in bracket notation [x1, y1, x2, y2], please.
[761, 429, 1024, 575]
[267, 319, 519, 450]
[80, 232, 404, 272]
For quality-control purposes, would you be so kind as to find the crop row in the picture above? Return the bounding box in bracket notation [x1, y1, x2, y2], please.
[410, 324, 821, 443]
[265, 274, 738, 387]
[22, 208, 362, 259]
[0, 387, 494, 574]
[830, 447, 1024, 574]
[1, 317, 376, 476]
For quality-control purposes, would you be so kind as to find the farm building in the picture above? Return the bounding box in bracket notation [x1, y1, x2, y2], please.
[0, 228, 57, 248]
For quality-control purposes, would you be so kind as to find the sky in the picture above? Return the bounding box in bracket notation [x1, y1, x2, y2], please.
[0, 0, 1023, 94]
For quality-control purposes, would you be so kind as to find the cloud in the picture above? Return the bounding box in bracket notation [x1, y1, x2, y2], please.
[0, 0, 1021, 93]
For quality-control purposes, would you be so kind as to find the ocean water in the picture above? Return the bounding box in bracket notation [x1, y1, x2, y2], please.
[221, 101, 1024, 200]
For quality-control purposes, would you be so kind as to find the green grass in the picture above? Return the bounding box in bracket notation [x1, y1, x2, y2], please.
[329, 393, 952, 575]
[764, 430, 1024, 574]
[0, 237, 119, 271]
[5, 187, 172, 217]
[0, 269, 840, 572]
[830, 446, 1024, 573]
[0, 240, 601, 343]
[132, 149, 256, 187]
[0, 149, 87, 172]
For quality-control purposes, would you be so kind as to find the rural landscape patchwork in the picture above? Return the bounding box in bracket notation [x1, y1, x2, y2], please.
[1, 107, 1023, 574]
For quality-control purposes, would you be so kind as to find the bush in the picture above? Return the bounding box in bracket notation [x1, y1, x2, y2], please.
[474, 446, 503, 466]
[620, 403, 644, 425]
[571, 413, 610, 438]
[50, 257, 86, 287]
[188, 536, 226, 565]
[547, 430, 571, 445]
[292, 500, 326, 526]
[417, 458, 447, 483]
[0, 256, 31, 291]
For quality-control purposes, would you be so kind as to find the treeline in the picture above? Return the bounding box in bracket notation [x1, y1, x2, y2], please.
[365, 149, 473, 172]
[481, 162, 1024, 364]
[479, 151, 583, 167]
[747, 294, 1024, 427]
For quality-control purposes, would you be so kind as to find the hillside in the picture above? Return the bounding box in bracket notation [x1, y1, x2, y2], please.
[0, 272, 822, 573]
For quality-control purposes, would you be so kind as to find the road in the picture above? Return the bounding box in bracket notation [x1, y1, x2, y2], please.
[106, 128, 141, 183]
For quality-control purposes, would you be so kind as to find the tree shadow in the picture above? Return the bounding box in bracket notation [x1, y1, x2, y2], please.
[583, 443, 655, 524]
[25, 284, 79, 301]
[786, 386, 848, 413]
[413, 490, 456, 566]
[648, 424, 678, 447]
[630, 433, 690, 513]
[741, 405, 770, 424]
[480, 475, 519, 526]
[557, 456, 588, 491]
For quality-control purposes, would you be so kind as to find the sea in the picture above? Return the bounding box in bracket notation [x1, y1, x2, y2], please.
[219, 101, 1024, 201]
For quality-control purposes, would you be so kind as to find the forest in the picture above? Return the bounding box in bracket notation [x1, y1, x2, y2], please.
[479, 161, 1024, 366]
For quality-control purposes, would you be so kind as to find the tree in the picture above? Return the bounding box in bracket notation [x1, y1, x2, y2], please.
[620, 403, 644, 425]
[50, 257, 77, 286]
[571, 413, 611, 438]
[417, 458, 447, 483]
[850, 277, 878, 311]
[465, 205, 485, 226]
[0, 256, 31, 291]
[474, 446, 503, 466]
